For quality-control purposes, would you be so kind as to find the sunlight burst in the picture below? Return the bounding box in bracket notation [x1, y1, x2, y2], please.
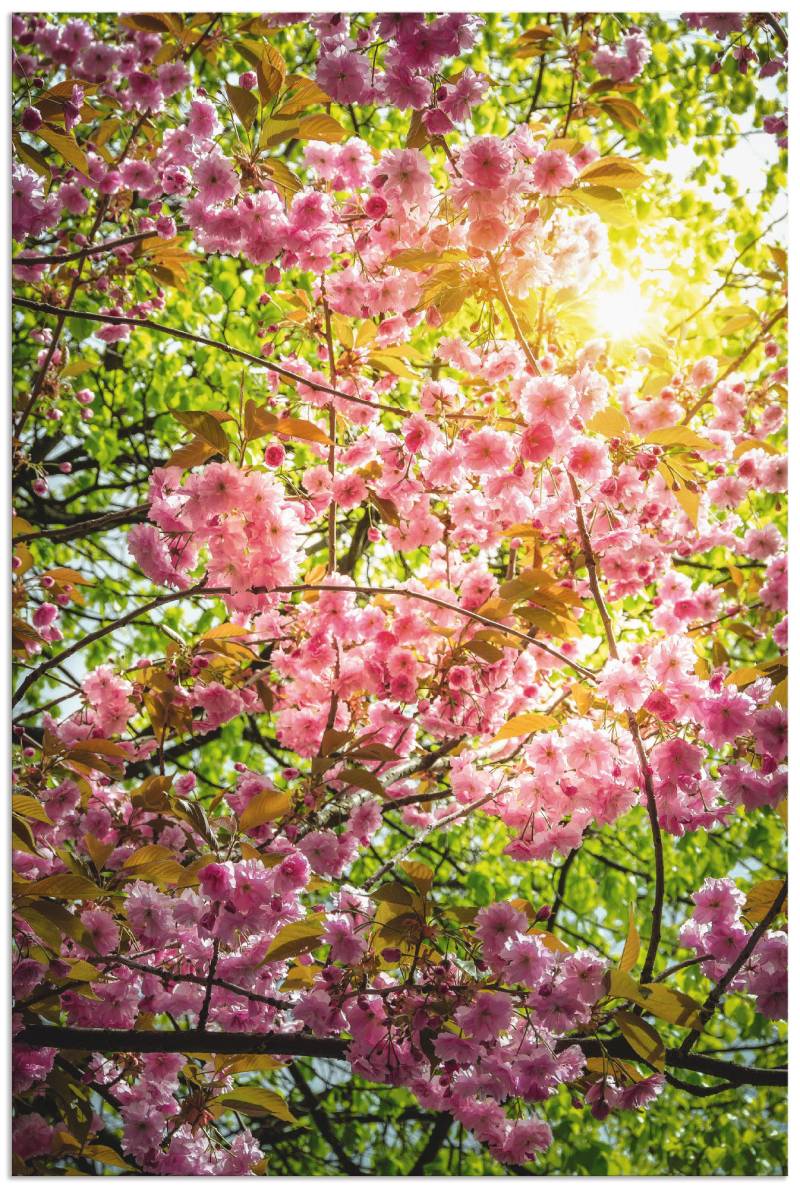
[591, 278, 654, 340]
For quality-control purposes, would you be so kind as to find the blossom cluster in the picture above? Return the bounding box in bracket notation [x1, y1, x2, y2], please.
[680, 878, 787, 1020]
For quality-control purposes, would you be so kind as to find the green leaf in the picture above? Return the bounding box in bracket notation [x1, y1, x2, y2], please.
[742, 879, 786, 924]
[399, 860, 434, 897]
[586, 406, 632, 438]
[274, 75, 332, 117]
[646, 427, 713, 451]
[35, 124, 88, 172]
[226, 83, 258, 130]
[256, 45, 286, 104]
[578, 156, 648, 189]
[83, 1145, 136, 1171]
[16, 874, 102, 901]
[606, 969, 705, 1030]
[275, 415, 332, 446]
[598, 95, 645, 130]
[339, 767, 388, 799]
[172, 411, 230, 457]
[295, 113, 347, 143]
[239, 789, 292, 831]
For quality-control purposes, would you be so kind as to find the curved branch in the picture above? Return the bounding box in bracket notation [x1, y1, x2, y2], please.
[12, 585, 203, 706]
[14, 504, 149, 545]
[409, 1113, 452, 1174]
[681, 303, 787, 424]
[14, 229, 163, 268]
[12, 297, 411, 419]
[289, 1064, 365, 1175]
[14, 579, 596, 706]
[18, 1026, 786, 1091]
[565, 1036, 786, 1088]
[567, 473, 664, 980]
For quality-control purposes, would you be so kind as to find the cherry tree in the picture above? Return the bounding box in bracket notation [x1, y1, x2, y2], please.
[12, 10, 787, 1176]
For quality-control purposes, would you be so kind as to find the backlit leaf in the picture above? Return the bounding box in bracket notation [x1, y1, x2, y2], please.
[264, 917, 326, 962]
[616, 1010, 666, 1071]
[491, 713, 558, 742]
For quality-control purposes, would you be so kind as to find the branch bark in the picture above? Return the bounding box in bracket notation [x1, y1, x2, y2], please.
[18, 1026, 786, 1090]
[17, 1024, 349, 1059]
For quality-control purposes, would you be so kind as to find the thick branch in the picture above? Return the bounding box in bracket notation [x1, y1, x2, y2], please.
[14, 504, 149, 545]
[18, 1027, 786, 1090]
[565, 1036, 786, 1088]
[17, 1024, 349, 1059]
[14, 229, 162, 268]
[409, 1113, 452, 1174]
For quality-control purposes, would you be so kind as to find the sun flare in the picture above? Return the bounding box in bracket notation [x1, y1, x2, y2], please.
[591, 278, 654, 340]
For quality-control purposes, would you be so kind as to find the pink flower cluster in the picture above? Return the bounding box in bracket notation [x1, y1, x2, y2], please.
[593, 29, 652, 83]
[680, 878, 787, 1020]
[129, 462, 304, 613]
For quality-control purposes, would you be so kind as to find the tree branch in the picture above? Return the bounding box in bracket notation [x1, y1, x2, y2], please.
[15, 579, 596, 706]
[13, 297, 410, 419]
[567, 473, 664, 980]
[409, 1113, 451, 1173]
[18, 1026, 786, 1090]
[681, 303, 787, 423]
[289, 1064, 365, 1175]
[679, 879, 787, 1056]
[17, 1024, 349, 1059]
[14, 504, 149, 545]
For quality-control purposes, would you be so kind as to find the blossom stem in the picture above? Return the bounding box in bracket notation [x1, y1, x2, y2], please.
[567, 473, 664, 982]
[487, 256, 542, 376]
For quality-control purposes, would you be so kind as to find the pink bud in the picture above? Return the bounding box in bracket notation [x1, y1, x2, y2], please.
[264, 442, 286, 468]
[365, 193, 388, 220]
[21, 105, 42, 131]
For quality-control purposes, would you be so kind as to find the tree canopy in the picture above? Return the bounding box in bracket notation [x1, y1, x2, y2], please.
[11, 9, 787, 1176]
